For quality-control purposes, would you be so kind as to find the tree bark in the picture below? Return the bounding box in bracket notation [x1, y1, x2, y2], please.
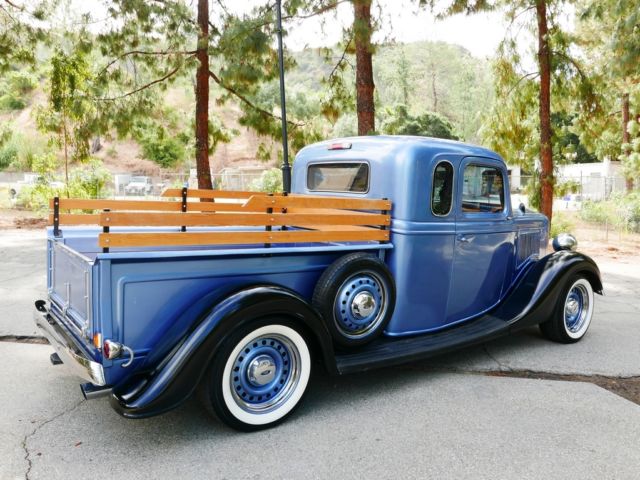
[195, 0, 212, 189]
[353, 0, 375, 135]
[622, 93, 634, 191]
[536, 0, 553, 222]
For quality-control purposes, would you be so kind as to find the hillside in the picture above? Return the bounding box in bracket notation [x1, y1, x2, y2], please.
[0, 39, 493, 176]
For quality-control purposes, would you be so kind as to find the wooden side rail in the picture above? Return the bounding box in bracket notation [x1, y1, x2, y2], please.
[99, 229, 390, 248]
[48, 190, 392, 249]
[162, 188, 269, 199]
[99, 212, 390, 227]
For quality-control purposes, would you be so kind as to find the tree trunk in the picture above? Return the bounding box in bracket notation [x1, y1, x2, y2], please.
[353, 0, 375, 135]
[195, 0, 212, 189]
[536, 0, 553, 222]
[622, 93, 634, 192]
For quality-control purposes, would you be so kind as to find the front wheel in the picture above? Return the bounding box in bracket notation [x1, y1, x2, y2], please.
[539, 274, 595, 343]
[199, 319, 311, 431]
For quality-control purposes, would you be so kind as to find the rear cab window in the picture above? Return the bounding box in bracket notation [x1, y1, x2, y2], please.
[461, 165, 505, 213]
[432, 161, 454, 216]
[307, 162, 369, 193]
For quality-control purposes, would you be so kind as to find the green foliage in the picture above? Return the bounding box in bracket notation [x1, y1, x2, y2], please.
[555, 179, 580, 198]
[381, 105, 459, 139]
[549, 211, 575, 238]
[248, 168, 283, 194]
[17, 155, 111, 212]
[0, 1, 52, 73]
[0, 71, 39, 111]
[621, 117, 640, 180]
[580, 193, 640, 233]
[36, 48, 97, 173]
[0, 122, 46, 171]
[0, 143, 18, 170]
[134, 121, 186, 168]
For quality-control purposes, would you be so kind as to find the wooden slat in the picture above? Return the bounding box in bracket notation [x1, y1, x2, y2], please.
[162, 189, 267, 199]
[286, 207, 354, 216]
[51, 198, 184, 212]
[48, 214, 101, 225]
[243, 195, 391, 211]
[303, 224, 374, 232]
[99, 212, 390, 227]
[99, 228, 390, 248]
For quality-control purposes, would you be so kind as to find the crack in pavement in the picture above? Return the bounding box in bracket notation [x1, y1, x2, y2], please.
[22, 399, 85, 480]
[482, 344, 512, 372]
[0, 335, 49, 344]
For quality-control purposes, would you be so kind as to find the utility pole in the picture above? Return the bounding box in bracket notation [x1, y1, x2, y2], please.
[275, 0, 291, 193]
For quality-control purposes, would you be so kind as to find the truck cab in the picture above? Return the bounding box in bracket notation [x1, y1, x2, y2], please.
[292, 136, 548, 335]
[34, 136, 601, 431]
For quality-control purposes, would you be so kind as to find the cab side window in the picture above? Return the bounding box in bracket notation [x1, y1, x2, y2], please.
[462, 165, 504, 213]
[432, 162, 454, 216]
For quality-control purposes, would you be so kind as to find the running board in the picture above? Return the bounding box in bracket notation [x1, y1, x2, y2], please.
[334, 315, 508, 375]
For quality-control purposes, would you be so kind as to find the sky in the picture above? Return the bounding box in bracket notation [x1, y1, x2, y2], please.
[228, 0, 507, 59]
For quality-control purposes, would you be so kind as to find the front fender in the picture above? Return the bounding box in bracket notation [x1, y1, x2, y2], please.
[110, 285, 334, 418]
[494, 250, 602, 330]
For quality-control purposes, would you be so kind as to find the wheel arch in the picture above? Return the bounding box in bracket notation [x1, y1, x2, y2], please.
[109, 285, 335, 419]
[495, 250, 603, 331]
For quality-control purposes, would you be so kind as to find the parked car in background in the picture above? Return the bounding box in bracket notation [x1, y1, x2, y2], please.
[124, 176, 153, 195]
[9, 174, 64, 199]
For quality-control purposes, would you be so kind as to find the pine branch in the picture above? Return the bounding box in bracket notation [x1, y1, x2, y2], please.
[506, 71, 539, 96]
[98, 63, 183, 101]
[208, 69, 304, 127]
[98, 49, 196, 76]
[551, 50, 586, 80]
[328, 31, 354, 80]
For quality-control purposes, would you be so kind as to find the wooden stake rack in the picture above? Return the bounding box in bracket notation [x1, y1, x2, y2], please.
[49, 189, 391, 252]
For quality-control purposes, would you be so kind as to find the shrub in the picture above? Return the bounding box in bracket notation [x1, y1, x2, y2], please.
[580, 193, 640, 233]
[249, 168, 283, 194]
[17, 156, 111, 212]
[549, 212, 575, 238]
[133, 121, 186, 168]
[140, 135, 185, 168]
[0, 143, 18, 170]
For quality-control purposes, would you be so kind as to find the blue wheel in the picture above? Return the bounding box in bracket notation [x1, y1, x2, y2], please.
[540, 275, 594, 343]
[200, 319, 311, 431]
[313, 252, 395, 348]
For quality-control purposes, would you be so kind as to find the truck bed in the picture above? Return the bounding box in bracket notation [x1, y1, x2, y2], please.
[46, 189, 393, 387]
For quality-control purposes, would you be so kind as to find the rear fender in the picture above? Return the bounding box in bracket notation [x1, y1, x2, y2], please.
[110, 285, 334, 418]
[494, 250, 602, 330]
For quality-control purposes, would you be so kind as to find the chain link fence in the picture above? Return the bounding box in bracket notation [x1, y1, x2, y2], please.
[512, 174, 639, 244]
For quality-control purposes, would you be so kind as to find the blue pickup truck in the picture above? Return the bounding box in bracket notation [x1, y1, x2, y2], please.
[34, 136, 602, 431]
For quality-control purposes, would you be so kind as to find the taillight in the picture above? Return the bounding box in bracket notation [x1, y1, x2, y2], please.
[103, 339, 123, 359]
[328, 142, 352, 150]
[93, 333, 102, 350]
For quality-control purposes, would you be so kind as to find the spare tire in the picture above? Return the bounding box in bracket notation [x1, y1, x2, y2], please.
[312, 252, 395, 348]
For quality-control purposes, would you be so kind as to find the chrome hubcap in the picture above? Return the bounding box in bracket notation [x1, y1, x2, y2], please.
[334, 271, 388, 338]
[351, 292, 376, 319]
[564, 283, 590, 333]
[230, 334, 301, 414]
[248, 354, 277, 386]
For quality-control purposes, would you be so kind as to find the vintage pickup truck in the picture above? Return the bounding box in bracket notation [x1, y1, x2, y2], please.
[34, 136, 602, 431]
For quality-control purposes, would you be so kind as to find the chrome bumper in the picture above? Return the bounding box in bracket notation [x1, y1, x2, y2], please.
[33, 302, 106, 386]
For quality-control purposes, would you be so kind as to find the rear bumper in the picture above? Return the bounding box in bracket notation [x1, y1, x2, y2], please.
[33, 301, 106, 386]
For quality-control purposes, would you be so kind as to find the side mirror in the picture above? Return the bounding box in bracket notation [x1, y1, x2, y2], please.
[518, 203, 526, 214]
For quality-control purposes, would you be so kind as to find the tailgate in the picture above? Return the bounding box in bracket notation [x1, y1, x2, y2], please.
[49, 240, 93, 337]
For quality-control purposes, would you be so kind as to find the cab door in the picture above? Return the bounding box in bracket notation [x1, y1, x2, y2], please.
[446, 157, 515, 324]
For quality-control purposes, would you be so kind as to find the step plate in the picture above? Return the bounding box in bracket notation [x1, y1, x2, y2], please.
[335, 315, 508, 374]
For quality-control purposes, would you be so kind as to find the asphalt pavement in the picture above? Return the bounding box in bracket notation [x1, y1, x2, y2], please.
[1, 228, 639, 480]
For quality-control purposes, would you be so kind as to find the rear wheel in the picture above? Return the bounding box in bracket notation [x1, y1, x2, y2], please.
[200, 318, 311, 431]
[539, 274, 594, 343]
[312, 252, 395, 349]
